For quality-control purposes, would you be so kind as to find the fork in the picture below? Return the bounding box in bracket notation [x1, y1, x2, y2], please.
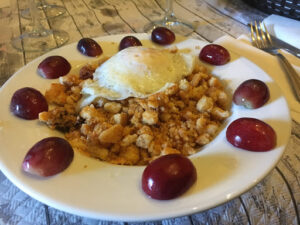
[250, 21, 300, 102]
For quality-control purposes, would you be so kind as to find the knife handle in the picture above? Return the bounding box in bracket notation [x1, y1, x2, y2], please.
[277, 53, 300, 102]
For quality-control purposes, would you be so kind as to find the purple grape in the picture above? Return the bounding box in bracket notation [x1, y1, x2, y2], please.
[77, 38, 103, 57]
[37, 56, 71, 79]
[151, 27, 175, 45]
[226, 118, 276, 151]
[10, 87, 48, 120]
[199, 44, 230, 65]
[119, 36, 142, 51]
[142, 154, 197, 200]
[233, 79, 270, 109]
[22, 137, 74, 177]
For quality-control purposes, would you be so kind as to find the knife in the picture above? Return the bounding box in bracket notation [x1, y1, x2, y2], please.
[269, 34, 300, 59]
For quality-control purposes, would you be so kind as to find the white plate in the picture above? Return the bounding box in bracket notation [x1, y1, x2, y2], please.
[0, 34, 291, 221]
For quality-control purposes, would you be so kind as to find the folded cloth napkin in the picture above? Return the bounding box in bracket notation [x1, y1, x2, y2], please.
[263, 14, 300, 49]
[213, 35, 300, 123]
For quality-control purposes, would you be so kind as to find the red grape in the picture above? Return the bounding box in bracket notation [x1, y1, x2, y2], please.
[151, 27, 175, 45]
[142, 154, 197, 200]
[199, 44, 230, 65]
[226, 118, 276, 151]
[119, 36, 142, 51]
[77, 38, 103, 57]
[233, 79, 270, 109]
[22, 137, 74, 177]
[10, 87, 48, 120]
[37, 56, 71, 79]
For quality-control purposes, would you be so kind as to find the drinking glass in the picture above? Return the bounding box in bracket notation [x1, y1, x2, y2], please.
[21, 0, 66, 20]
[144, 0, 194, 36]
[11, 0, 69, 52]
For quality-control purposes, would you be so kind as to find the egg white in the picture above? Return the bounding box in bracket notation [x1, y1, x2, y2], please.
[80, 46, 196, 107]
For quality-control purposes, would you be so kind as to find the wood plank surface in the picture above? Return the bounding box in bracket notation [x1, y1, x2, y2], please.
[0, 0, 299, 224]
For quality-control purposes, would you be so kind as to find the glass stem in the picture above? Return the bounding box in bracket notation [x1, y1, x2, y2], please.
[29, 0, 45, 34]
[164, 0, 174, 21]
[40, 0, 47, 8]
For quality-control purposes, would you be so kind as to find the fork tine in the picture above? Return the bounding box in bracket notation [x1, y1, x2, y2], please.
[250, 23, 258, 47]
[254, 21, 262, 48]
[259, 22, 268, 48]
[263, 22, 273, 46]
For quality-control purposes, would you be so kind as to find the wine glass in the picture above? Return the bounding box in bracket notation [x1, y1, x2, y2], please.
[21, 0, 66, 20]
[144, 0, 194, 36]
[11, 0, 69, 52]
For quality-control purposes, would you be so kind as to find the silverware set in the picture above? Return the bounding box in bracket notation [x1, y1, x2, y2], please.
[250, 21, 300, 102]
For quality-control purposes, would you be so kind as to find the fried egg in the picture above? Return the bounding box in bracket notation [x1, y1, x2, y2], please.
[80, 46, 196, 107]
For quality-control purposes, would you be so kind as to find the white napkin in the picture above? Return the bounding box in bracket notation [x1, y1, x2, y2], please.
[214, 35, 300, 123]
[263, 14, 300, 49]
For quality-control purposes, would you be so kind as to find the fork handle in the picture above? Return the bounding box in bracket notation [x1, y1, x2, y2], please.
[283, 49, 300, 59]
[277, 53, 300, 102]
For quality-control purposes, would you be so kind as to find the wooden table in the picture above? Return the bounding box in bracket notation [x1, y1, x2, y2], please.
[0, 0, 299, 224]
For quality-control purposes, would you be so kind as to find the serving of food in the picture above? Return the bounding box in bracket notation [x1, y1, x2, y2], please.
[37, 46, 230, 167]
[0, 30, 291, 220]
